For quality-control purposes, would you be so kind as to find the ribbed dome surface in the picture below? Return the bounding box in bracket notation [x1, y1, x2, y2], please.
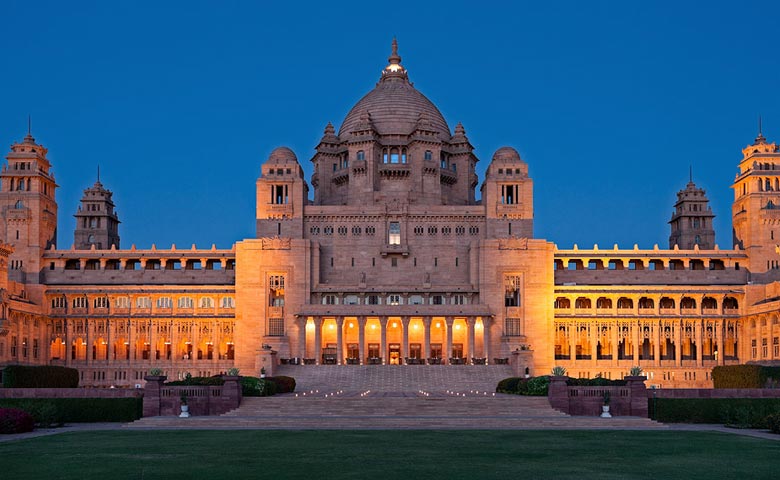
[339, 78, 451, 139]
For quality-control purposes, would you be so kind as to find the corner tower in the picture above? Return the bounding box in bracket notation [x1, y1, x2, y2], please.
[73, 173, 120, 249]
[668, 179, 715, 249]
[0, 130, 58, 285]
[732, 128, 780, 276]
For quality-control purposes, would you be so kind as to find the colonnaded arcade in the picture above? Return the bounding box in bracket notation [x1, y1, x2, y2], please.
[0, 41, 779, 388]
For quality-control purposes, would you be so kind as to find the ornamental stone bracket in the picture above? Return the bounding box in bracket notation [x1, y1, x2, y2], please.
[260, 237, 291, 250]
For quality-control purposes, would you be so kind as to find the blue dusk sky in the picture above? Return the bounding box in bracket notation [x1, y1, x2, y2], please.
[1, 1, 779, 250]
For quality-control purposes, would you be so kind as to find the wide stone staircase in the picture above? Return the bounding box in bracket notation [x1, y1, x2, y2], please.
[125, 365, 666, 430]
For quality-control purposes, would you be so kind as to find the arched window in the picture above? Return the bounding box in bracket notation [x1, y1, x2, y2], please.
[14, 200, 23, 209]
[88, 234, 95, 243]
[575, 297, 591, 309]
[424, 150, 432, 161]
[356, 150, 365, 161]
[596, 297, 612, 309]
[401, 148, 407, 163]
[17, 179, 24, 191]
[383, 149, 389, 164]
[390, 148, 399, 164]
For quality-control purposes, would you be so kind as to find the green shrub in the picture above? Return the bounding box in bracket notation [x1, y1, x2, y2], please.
[567, 377, 627, 387]
[1, 365, 79, 388]
[712, 365, 780, 388]
[0, 407, 34, 434]
[0, 398, 142, 423]
[526, 376, 550, 396]
[650, 398, 780, 427]
[496, 376, 547, 396]
[765, 413, 780, 434]
[266, 376, 296, 393]
[496, 377, 522, 393]
[241, 376, 278, 397]
[166, 376, 225, 386]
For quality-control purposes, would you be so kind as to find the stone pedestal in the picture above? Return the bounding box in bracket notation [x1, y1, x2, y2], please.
[142, 375, 167, 417]
[221, 375, 243, 410]
[256, 349, 278, 377]
[511, 350, 534, 377]
[547, 375, 569, 414]
[625, 375, 648, 417]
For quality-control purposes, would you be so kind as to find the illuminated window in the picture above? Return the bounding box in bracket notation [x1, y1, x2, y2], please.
[389, 222, 401, 245]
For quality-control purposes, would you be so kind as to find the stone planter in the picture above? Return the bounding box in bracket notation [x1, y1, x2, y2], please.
[179, 404, 190, 418]
[600, 405, 612, 418]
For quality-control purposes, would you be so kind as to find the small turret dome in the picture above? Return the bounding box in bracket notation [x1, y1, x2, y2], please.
[267, 146, 299, 165]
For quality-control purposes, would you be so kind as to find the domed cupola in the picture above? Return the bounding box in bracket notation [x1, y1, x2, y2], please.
[338, 39, 451, 141]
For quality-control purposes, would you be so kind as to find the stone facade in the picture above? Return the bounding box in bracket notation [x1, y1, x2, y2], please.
[0, 42, 779, 389]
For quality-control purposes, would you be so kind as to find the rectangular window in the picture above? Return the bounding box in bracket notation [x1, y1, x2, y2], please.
[136, 296, 151, 308]
[505, 318, 522, 336]
[504, 275, 522, 307]
[267, 318, 284, 336]
[367, 295, 380, 305]
[388, 222, 401, 245]
[221, 297, 235, 308]
[391, 258, 398, 267]
[388, 294, 402, 305]
[156, 297, 172, 308]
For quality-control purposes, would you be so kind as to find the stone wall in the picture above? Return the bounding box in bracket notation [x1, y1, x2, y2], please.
[0, 388, 141, 399]
[548, 375, 648, 417]
[649, 388, 780, 398]
[142, 375, 242, 417]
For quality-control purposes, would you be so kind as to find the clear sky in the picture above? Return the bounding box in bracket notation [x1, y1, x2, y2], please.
[2, 1, 779, 250]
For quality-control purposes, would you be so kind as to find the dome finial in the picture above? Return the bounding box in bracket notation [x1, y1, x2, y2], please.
[382, 38, 407, 80]
[754, 115, 767, 145]
[389, 37, 401, 65]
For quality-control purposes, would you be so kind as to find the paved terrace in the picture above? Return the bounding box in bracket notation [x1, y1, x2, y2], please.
[271, 364, 515, 393]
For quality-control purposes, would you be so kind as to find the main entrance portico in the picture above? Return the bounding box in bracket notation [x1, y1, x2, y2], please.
[295, 311, 493, 365]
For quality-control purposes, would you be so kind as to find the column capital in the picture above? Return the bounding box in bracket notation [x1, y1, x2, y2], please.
[401, 317, 411, 327]
[379, 316, 389, 326]
[466, 317, 475, 326]
[358, 316, 367, 326]
[423, 316, 432, 326]
[445, 316, 454, 326]
[335, 316, 345, 326]
[313, 316, 323, 326]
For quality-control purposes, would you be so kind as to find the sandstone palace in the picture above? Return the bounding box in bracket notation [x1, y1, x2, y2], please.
[1, 42, 778, 388]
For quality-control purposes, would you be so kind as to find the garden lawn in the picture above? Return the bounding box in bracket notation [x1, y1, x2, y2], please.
[1, 430, 777, 479]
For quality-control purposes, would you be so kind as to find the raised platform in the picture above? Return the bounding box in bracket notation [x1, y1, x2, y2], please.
[271, 364, 515, 393]
[126, 392, 665, 430]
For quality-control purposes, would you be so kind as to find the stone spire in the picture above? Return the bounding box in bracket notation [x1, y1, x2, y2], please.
[381, 37, 408, 81]
[754, 115, 767, 145]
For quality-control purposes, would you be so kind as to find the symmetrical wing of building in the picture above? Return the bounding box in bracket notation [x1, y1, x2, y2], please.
[0, 42, 778, 387]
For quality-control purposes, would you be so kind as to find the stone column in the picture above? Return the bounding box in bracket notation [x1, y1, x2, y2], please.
[633, 321, 641, 363]
[695, 320, 703, 366]
[128, 319, 135, 362]
[590, 323, 598, 366]
[297, 317, 307, 359]
[402, 317, 410, 362]
[380, 316, 388, 364]
[715, 320, 724, 365]
[423, 316, 431, 360]
[336, 316, 344, 365]
[611, 321, 619, 367]
[653, 320, 661, 367]
[150, 319, 158, 365]
[483, 317, 491, 363]
[358, 316, 366, 365]
[467, 317, 476, 362]
[107, 319, 113, 365]
[65, 319, 72, 367]
[313, 317, 322, 365]
[445, 316, 454, 364]
[86, 319, 93, 365]
[674, 320, 682, 367]
[192, 320, 200, 365]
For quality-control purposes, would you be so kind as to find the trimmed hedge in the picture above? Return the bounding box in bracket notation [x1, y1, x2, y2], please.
[649, 398, 780, 428]
[241, 377, 276, 397]
[0, 407, 34, 434]
[712, 365, 780, 388]
[766, 413, 780, 434]
[0, 398, 143, 424]
[1, 365, 79, 388]
[566, 377, 627, 387]
[267, 376, 296, 394]
[166, 376, 225, 386]
[496, 376, 549, 396]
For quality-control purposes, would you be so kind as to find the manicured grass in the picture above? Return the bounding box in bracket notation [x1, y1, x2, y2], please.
[1, 430, 777, 479]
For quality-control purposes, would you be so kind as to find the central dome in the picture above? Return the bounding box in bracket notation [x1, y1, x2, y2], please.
[338, 41, 451, 140]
